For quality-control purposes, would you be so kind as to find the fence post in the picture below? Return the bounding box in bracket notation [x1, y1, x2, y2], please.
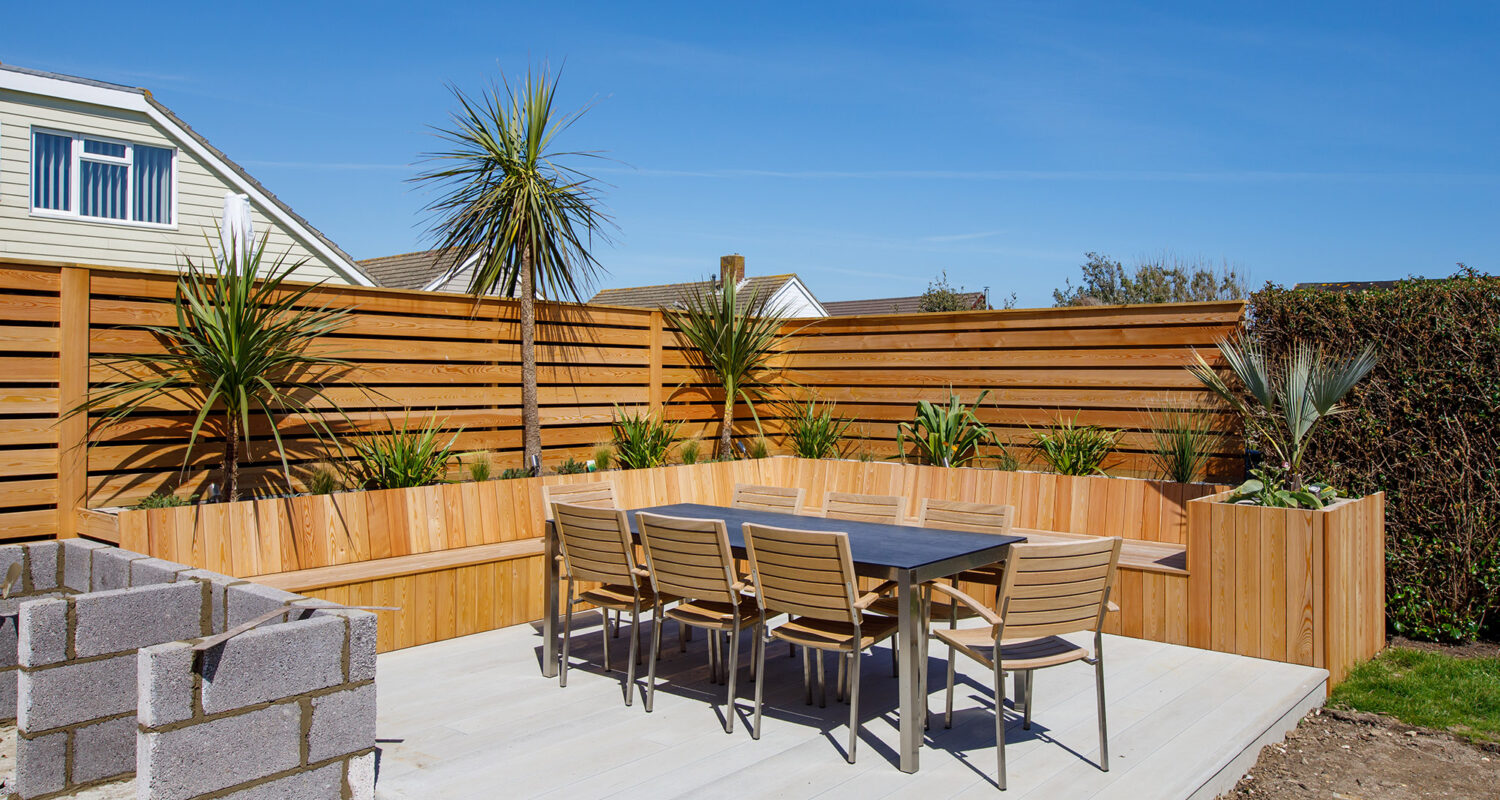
[57, 267, 90, 538]
[648, 310, 663, 412]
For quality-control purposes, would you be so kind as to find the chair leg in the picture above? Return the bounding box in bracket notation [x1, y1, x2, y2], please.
[890, 637, 898, 677]
[646, 606, 664, 712]
[613, 609, 622, 637]
[1096, 655, 1110, 772]
[1023, 670, 1034, 730]
[846, 648, 862, 764]
[943, 641, 956, 728]
[560, 591, 575, 689]
[601, 608, 613, 673]
[835, 652, 847, 703]
[724, 624, 741, 734]
[802, 646, 814, 705]
[749, 627, 759, 683]
[624, 603, 640, 706]
[679, 619, 688, 653]
[753, 631, 769, 740]
[788, 642, 796, 658]
[708, 630, 720, 684]
[816, 649, 827, 708]
[995, 662, 1008, 791]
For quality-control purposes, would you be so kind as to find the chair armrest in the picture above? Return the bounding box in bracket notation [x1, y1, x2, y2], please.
[929, 582, 1003, 626]
[631, 566, 652, 579]
[1106, 600, 1120, 613]
[854, 580, 898, 610]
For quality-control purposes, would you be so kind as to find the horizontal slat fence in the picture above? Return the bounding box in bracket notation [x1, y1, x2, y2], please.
[0, 258, 1241, 539]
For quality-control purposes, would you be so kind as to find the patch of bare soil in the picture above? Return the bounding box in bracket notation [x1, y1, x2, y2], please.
[1221, 707, 1500, 799]
[1388, 636, 1500, 660]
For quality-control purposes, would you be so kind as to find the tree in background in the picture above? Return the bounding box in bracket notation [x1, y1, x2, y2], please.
[413, 68, 613, 471]
[1053, 252, 1247, 307]
[918, 271, 1014, 312]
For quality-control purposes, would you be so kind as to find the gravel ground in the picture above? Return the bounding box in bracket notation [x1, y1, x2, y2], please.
[1220, 707, 1500, 799]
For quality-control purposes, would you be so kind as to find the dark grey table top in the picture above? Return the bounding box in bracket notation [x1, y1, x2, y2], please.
[625, 503, 1024, 576]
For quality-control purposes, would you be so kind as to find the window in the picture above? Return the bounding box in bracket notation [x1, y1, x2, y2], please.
[30, 129, 175, 226]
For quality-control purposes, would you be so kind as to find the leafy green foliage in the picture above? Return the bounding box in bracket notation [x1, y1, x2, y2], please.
[678, 439, 702, 465]
[348, 413, 460, 490]
[135, 491, 189, 510]
[1053, 252, 1247, 307]
[1226, 464, 1337, 509]
[1146, 405, 1225, 483]
[1029, 416, 1120, 476]
[555, 457, 589, 475]
[75, 233, 352, 501]
[610, 407, 678, 470]
[663, 280, 791, 457]
[1332, 647, 1500, 744]
[303, 464, 343, 495]
[781, 396, 854, 459]
[897, 391, 998, 467]
[919, 271, 980, 312]
[1252, 270, 1500, 641]
[499, 467, 531, 480]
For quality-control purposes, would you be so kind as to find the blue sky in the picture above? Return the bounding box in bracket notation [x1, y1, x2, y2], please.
[4, 1, 1495, 306]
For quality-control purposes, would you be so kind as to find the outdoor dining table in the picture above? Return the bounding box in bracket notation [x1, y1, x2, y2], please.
[540, 501, 1025, 773]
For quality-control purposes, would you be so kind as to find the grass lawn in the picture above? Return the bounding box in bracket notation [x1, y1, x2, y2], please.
[1331, 646, 1500, 744]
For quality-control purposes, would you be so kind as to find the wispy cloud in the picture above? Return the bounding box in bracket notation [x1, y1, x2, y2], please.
[922, 230, 1006, 243]
[595, 165, 1498, 184]
[241, 160, 412, 172]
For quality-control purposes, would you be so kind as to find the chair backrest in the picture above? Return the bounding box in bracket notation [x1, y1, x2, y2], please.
[995, 538, 1122, 640]
[917, 498, 1015, 536]
[551, 501, 637, 586]
[824, 491, 905, 526]
[743, 522, 859, 624]
[732, 484, 806, 515]
[541, 480, 618, 519]
[637, 512, 739, 605]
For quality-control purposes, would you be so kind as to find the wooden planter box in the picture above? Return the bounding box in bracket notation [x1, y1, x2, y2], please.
[1186, 491, 1386, 685]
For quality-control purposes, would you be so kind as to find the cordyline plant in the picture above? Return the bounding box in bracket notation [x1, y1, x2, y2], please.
[610, 406, 678, 469]
[347, 412, 462, 490]
[897, 391, 998, 467]
[1188, 335, 1376, 496]
[72, 234, 352, 501]
[663, 280, 792, 458]
[1030, 415, 1120, 476]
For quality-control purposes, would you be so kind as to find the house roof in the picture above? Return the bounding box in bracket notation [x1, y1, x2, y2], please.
[590, 275, 798, 310]
[0, 63, 374, 286]
[358, 248, 464, 291]
[822, 291, 988, 316]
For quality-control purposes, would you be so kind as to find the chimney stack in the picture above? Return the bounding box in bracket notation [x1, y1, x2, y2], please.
[720, 254, 745, 286]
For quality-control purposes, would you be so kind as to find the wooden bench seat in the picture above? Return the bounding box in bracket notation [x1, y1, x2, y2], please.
[1013, 527, 1187, 575]
[253, 539, 545, 594]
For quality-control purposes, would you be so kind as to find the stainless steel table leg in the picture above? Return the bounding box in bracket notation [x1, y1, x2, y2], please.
[542, 520, 560, 678]
[897, 569, 921, 773]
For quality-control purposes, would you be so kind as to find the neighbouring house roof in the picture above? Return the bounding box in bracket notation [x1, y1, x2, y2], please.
[358, 248, 464, 291]
[590, 275, 801, 311]
[822, 291, 988, 316]
[0, 63, 375, 286]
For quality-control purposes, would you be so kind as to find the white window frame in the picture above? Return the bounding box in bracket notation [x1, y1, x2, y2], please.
[28, 126, 179, 230]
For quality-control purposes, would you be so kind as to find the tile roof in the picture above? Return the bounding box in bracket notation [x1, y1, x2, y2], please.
[357, 248, 464, 291]
[589, 275, 796, 310]
[821, 291, 988, 316]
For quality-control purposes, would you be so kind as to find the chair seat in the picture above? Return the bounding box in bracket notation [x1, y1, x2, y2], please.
[932, 629, 1090, 670]
[867, 591, 982, 622]
[768, 614, 899, 651]
[580, 582, 677, 610]
[665, 596, 760, 630]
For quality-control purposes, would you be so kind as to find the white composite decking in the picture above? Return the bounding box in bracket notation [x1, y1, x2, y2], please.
[372, 615, 1326, 800]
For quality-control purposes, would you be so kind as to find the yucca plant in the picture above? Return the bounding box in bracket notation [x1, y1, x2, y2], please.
[781, 395, 854, 459]
[663, 279, 792, 458]
[347, 413, 461, 490]
[611, 407, 678, 470]
[1030, 416, 1120, 476]
[1188, 335, 1376, 492]
[1145, 405, 1225, 484]
[896, 391, 997, 467]
[72, 233, 352, 501]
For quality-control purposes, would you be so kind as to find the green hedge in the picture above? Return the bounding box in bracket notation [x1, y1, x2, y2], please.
[1250, 270, 1500, 641]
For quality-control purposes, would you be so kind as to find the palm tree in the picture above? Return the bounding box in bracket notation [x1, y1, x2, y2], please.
[74, 235, 352, 501]
[412, 68, 612, 470]
[1188, 335, 1376, 490]
[663, 279, 791, 458]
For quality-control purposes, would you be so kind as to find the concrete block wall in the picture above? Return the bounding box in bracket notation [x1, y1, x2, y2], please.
[2, 541, 377, 800]
[137, 600, 377, 800]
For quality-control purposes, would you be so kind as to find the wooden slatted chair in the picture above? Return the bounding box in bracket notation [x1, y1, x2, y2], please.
[822, 491, 905, 525]
[932, 537, 1122, 790]
[551, 501, 677, 706]
[731, 483, 807, 515]
[637, 512, 763, 732]
[744, 522, 898, 763]
[541, 479, 618, 516]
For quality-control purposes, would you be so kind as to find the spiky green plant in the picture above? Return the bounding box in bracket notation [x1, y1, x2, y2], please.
[781, 395, 854, 459]
[896, 391, 997, 467]
[1029, 416, 1120, 476]
[662, 279, 792, 458]
[747, 437, 770, 459]
[591, 443, 613, 471]
[303, 463, 343, 495]
[1188, 336, 1376, 491]
[499, 467, 531, 480]
[462, 451, 494, 482]
[678, 439, 702, 465]
[611, 407, 678, 470]
[72, 233, 352, 501]
[555, 457, 589, 475]
[347, 413, 461, 490]
[413, 67, 614, 470]
[1145, 405, 1225, 484]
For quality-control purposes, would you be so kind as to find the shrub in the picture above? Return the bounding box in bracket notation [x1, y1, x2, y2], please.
[591, 443, 613, 471]
[348, 413, 460, 490]
[1145, 405, 1225, 484]
[896, 391, 998, 467]
[1029, 416, 1119, 476]
[462, 452, 493, 482]
[303, 463, 343, 495]
[747, 437, 770, 459]
[1250, 269, 1500, 641]
[499, 467, 531, 480]
[555, 457, 589, 475]
[611, 407, 678, 470]
[678, 439, 702, 465]
[782, 396, 853, 459]
[135, 491, 189, 509]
